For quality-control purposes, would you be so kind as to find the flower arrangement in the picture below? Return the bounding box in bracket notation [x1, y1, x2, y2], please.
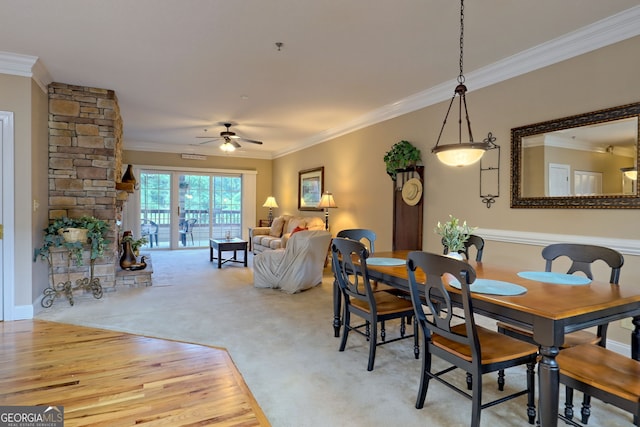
[434, 215, 476, 253]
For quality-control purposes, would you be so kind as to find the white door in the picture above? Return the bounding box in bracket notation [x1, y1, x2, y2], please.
[574, 170, 603, 195]
[1, 111, 16, 321]
[548, 163, 571, 196]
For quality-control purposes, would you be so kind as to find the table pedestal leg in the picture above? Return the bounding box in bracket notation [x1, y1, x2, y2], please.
[538, 345, 560, 427]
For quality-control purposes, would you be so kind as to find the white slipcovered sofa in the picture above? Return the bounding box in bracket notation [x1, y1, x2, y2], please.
[253, 229, 332, 293]
[250, 214, 325, 254]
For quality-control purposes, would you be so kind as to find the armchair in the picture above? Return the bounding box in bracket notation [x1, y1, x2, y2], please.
[253, 230, 332, 294]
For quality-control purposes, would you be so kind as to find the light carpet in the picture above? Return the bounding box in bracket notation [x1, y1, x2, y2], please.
[36, 249, 631, 426]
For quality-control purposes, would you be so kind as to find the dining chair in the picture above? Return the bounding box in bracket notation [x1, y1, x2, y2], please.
[141, 219, 158, 248]
[331, 237, 419, 371]
[406, 251, 537, 426]
[556, 343, 640, 426]
[496, 243, 624, 418]
[442, 234, 485, 262]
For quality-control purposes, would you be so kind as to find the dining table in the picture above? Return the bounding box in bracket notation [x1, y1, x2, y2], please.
[331, 250, 640, 427]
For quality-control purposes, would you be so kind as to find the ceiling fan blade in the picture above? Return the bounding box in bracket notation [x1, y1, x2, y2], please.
[232, 141, 242, 148]
[238, 137, 263, 145]
[198, 139, 217, 145]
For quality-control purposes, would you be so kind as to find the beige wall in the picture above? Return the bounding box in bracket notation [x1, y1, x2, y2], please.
[0, 73, 48, 308]
[273, 36, 640, 343]
[123, 150, 273, 223]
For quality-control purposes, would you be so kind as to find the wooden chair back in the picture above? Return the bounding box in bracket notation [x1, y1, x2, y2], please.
[542, 243, 624, 284]
[337, 229, 376, 254]
[331, 237, 375, 308]
[442, 234, 485, 262]
[406, 251, 478, 354]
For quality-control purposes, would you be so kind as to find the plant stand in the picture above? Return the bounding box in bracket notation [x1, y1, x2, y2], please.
[41, 250, 103, 307]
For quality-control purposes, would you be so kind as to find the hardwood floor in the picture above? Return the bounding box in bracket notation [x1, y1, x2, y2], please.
[0, 320, 270, 426]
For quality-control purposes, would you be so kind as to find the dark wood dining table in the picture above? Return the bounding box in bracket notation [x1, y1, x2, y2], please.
[332, 250, 640, 427]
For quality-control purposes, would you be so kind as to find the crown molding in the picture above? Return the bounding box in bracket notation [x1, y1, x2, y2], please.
[274, 5, 640, 158]
[0, 51, 52, 93]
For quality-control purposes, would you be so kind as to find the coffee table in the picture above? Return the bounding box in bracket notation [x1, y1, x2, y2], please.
[209, 238, 248, 269]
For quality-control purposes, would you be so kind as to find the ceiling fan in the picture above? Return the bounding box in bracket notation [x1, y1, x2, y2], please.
[196, 123, 263, 151]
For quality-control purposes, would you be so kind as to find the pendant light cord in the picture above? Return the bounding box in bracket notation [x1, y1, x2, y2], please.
[458, 0, 465, 84]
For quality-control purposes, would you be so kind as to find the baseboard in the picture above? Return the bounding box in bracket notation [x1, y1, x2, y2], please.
[9, 304, 34, 320]
[606, 338, 631, 356]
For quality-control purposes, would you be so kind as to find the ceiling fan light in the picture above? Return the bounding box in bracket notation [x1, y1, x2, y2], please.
[220, 142, 236, 152]
[432, 142, 489, 167]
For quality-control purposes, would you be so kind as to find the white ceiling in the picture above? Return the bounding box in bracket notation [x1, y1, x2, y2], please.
[1, 1, 639, 159]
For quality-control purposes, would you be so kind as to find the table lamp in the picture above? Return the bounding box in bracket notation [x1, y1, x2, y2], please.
[317, 191, 338, 230]
[262, 196, 278, 225]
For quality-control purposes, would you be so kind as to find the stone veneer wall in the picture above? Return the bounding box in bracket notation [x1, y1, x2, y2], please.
[48, 82, 124, 289]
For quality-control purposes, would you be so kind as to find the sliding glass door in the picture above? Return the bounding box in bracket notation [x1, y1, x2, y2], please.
[139, 170, 243, 249]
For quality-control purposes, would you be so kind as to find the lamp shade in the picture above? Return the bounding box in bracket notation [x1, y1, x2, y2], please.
[262, 196, 279, 208]
[433, 143, 488, 167]
[317, 192, 338, 209]
[621, 167, 638, 180]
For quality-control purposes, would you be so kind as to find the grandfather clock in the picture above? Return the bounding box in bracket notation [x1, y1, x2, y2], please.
[392, 166, 424, 251]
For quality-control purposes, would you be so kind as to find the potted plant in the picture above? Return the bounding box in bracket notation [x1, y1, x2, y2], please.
[434, 215, 476, 259]
[34, 216, 110, 266]
[121, 234, 148, 256]
[383, 140, 422, 181]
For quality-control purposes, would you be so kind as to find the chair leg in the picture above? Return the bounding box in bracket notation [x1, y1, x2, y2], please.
[367, 320, 377, 371]
[497, 369, 505, 391]
[470, 371, 482, 427]
[526, 362, 536, 425]
[580, 394, 592, 424]
[466, 373, 473, 390]
[564, 386, 574, 421]
[380, 320, 386, 342]
[339, 310, 350, 352]
[415, 345, 431, 409]
[413, 317, 420, 359]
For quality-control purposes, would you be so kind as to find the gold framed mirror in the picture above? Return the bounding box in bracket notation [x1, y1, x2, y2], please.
[511, 102, 640, 208]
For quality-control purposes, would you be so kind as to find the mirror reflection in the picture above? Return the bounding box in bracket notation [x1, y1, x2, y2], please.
[521, 117, 638, 197]
[511, 101, 640, 209]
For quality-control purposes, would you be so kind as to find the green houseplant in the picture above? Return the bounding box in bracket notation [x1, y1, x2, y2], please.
[34, 216, 110, 265]
[383, 140, 422, 181]
[121, 234, 148, 256]
[434, 215, 476, 253]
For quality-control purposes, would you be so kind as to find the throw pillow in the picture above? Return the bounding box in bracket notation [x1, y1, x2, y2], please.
[286, 217, 306, 233]
[291, 226, 308, 235]
[269, 217, 285, 237]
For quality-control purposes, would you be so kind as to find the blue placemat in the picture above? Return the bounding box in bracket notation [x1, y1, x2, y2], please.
[367, 257, 405, 266]
[517, 271, 591, 286]
[448, 278, 527, 296]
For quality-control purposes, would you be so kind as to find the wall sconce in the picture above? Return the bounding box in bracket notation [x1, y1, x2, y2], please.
[317, 191, 338, 230]
[621, 167, 638, 180]
[262, 196, 279, 224]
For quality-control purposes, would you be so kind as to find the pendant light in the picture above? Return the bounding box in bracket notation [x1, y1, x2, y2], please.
[432, 0, 492, 167]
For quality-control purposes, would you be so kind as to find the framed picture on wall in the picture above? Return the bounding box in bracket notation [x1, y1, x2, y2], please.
[298, 167, 324, 211]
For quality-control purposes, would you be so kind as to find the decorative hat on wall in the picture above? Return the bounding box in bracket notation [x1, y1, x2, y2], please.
[402, 178, 423, 206]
